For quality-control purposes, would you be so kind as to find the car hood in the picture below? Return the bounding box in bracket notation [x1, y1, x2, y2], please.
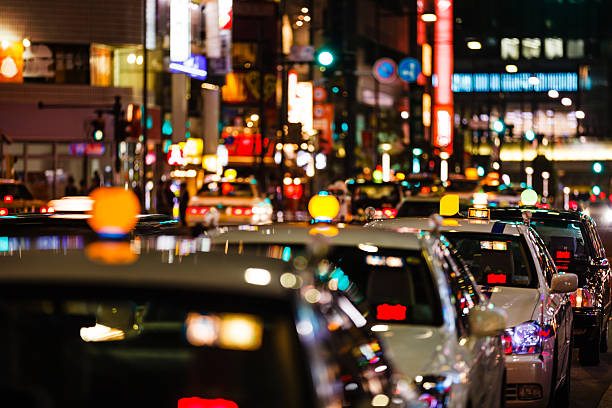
[483, 286, 540, 328]
[379, 325, 453, 379]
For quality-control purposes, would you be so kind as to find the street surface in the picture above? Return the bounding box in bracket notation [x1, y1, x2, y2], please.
[572, 228, 612, 408]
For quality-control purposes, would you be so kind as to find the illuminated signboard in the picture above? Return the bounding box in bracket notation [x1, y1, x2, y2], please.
[170, 0, 190, 62]
[433, 105, 453, 154]
[452, 72, 579, 93]
[434, 0, 453, 154]
[169, 54, 207, 80]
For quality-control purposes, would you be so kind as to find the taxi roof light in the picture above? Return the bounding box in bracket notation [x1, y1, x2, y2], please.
[468, 208, 490, 220]
[308, 192, 340, 222]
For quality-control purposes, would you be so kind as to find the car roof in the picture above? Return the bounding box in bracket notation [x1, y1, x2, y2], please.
[488, 207, 587, 223]
[368, 217, 526, 236]
[209, 223, 423, 250]
[0, 238, 290, 298]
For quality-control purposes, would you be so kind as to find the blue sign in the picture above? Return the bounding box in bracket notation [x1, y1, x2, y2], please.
[169, 54, 207, 80]
[398, 58, 421, 82]
[452, 72, 581, 93]
[373, 58, 398, 84]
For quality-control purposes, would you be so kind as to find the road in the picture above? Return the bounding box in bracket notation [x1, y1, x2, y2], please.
[571, 228, 612, 408]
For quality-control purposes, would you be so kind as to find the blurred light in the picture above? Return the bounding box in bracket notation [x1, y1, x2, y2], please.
[521, 189, 538, 206]
[542, 171, 550, 179]
[593, 185, 601, 196]
[308, 193, 340, 222]
[338, 296, 366, 327]
[473, 192, 488, 206]
[548, 89, 559, 98]
[421, 13, 437, 22]
[315, 153, 327, 170]
[525, 166, 534, 175]
[400, 110, 409, 119]
[283, 177, 292, 185]
[477, 166, 485, 177]
[493, 120, 505, 133]
[373, 169, 383, 182]
[412, 158, 421, 173]
[381, 143, 392, 151]
[358, 243, 378, 253]
[185, 313, 218, 346]
[440, 151, 450, 160]
[295, 20, 303, 27]
[492, 161, 500, 170]
[528, 75, 539, 86]
[274, 151, 282, 164]
[374, 365, 388, 373]
[0, 40, 10, 50]
[576, 110, 585, 119]
[467, 41, 482, 50]
[371, 324, 389, 332]
[293, 177, 301, 185]
[382, 152, 390, 182]
[525, 129, 536, 141]
[317, 51, 334, 66]
[304, 15, 311, 22]
[178, 398, 237, 408]
[502, 174, 511, 185]
[305, 288, 321, 303]
[280, 272, 298, 288]
[250, 113, 259, 121]
[136, 55, 144, 65]
[127, 53, 136, 64]
[593, 162, 603, 173]
[440, 158, 448, 182]
[561, 97, 572, 106]
[372, 394, 390, 407]
[505, 64, 518, 73]
[22, 38, 30, 47]
[563, 186, 571, 194]
[296, 320, 313, 336]
[87, 188, 140, 237]
[218, 314, 263, 351]
[80, 324, 125, 342]
[301, 7, 308, 13]
[413, 148, 423, 156]
[244, 268, 271, 286]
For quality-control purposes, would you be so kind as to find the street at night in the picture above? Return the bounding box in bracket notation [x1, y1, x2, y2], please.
[4, 0, 612, 407]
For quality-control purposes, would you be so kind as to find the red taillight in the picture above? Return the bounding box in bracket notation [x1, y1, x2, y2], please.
[187, 207, 210, 215]
[382, 208, 397, 218]
[39, 206, 53, 214]
[0, 208, 8, 216]
[178, 397, 238, 408]
[3, 195, 13, 203]
[502, 333, 513, 354]
[232, 207, 252, 216]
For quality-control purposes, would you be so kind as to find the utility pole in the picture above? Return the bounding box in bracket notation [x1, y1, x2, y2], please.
[142, 0, 149, 208]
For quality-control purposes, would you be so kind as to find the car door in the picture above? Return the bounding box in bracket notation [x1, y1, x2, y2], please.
[439, 242, 502, 408]
[529, 229, 572, 385]
[585, 218, 612, 319]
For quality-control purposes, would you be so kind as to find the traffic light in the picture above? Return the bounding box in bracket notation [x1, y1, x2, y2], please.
[492, 120, 505, 133]
[316, 49, 335, 67]
[593, 162, 603, 174]
[91, 115, 105, 141]
[525, 129, 536, 142]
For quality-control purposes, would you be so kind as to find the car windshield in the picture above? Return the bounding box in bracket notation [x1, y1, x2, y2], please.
[444, 232, 537, 288]
[0, 184, 34, 200]
[349, 184, 401, 207]
[446, 180, 479, 192]
[216, 244, 443, 327]
[197, 182, 254, 198]
[397, 200, 440, 217]
[530, 220, 588, 260]
[0, 285, 312, 407]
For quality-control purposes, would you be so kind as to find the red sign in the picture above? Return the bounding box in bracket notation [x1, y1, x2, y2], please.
[487, 274, 507, 284]
[167, 144, 184, 165]
[313, 86, 327, 102]
[376, 303, 407, 321]
[69, 143, 106, 156]
[313, 104, 334, 154]
[433, 105, 453, 154]
[221, 132, 273, 157]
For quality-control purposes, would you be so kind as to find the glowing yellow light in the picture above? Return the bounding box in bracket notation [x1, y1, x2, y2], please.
[80, 323, 125, 342]
[85, 241, 139, 265]
[22, 38, 31, 47]
[218, 314, 263, 350]
[127, 53, 136, 64]
[185, 313, 219, 346]
[422, 44, 432, 76]
[521, 189, 538, 206]
[308, 193, 340, 222]
[224, 168, 237, 180]
[250, 113, 259, 121]
[283, 177, 293, 185]
[309, 225, 339, 237]
[440, 194, 459, 216]
[203, 155, 218, 172]
[87, 187, 141, 237]
[421, 13, 437, 22]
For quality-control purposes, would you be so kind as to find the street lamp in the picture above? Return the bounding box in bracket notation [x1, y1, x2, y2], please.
[381, 143, 391, 182]
[542, 171, 550, 198]
[440, 152, 450, 182]
[505, 64, 518, 73]
[548, 89, 559, 98]
[561, 97, 572, 106]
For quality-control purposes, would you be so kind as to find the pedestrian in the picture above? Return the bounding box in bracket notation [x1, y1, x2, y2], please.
[79, 179, 88, 195]
[88, 171, 101, 193]
[65, 176, 78, 196]
[179, 182, 189, 226]
[156, 180, 175, 216]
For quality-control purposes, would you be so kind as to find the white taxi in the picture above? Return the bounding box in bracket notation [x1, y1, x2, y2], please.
[207, 222, 507, 408]
[185, 178, 273, 227]
[369, 216, 578, 407]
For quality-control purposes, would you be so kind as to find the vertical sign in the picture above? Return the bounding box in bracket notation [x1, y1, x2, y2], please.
[434, 0, 453, 153]
[287, 70, 298, 123]
[170, 0, 190, 62]
[146, 0, 157, 50]
[0, 41, 24, 83]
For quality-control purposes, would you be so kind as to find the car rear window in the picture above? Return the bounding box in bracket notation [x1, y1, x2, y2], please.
[0, 286, 312, 407]
[530, 220, 588, 260]
[0, 184, 33, 200]
[444, 232, 537, 288]
[197, 182, 254, 198]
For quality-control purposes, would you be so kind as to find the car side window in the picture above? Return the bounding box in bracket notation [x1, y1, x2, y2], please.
[529, 229, 555, 286]
[586, 220, 605, 259]
[436, 240, 480, 339]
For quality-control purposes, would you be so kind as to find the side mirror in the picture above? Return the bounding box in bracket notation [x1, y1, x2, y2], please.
[551, 273, 578, 293]
[469, 306, 507, 338]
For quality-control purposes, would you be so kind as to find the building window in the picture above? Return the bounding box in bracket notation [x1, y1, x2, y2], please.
[544, 38, 563, 59]
[567, 39, 584, 59]
[501, 38, 520, 60]
[522, 38, 541, 59]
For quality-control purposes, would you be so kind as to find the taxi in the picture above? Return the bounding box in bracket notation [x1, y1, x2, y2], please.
[347, 180, 404, 219]
[207, 195, 508, 408]
[185, 178, 273, 228]
[369, 213, 578, 407]
[0, 188, 415, 407]
[0, 179, 50, 215]
[490, 207, 612, 365]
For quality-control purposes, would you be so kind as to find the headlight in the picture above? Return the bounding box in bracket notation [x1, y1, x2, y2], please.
[502, 321, 542, 355]
[570, 288, 593, 308]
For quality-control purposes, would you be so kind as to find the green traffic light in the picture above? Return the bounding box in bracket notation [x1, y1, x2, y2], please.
[525, 129, 535, 141]
[593, 185, 601, 195]
[593, 162, 603, 173]
[492, 120, 505, 133]
[317, 50, 334, 66]
[93, 129, 104, 141]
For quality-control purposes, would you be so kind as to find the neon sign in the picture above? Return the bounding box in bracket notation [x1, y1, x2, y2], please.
[452, 72, 579, 92]
[434, 0, 453, 153]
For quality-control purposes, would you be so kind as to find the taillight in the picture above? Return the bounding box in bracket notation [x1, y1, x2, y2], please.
[382, 208, 397, 218]
[232, 207, 252, 216]
[570, 288, 593, 308]
[39, 206, 54, 214]
[3, 195, 13, 203]
[0, 208, 8, 216]
[187, 206, 209, 215]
